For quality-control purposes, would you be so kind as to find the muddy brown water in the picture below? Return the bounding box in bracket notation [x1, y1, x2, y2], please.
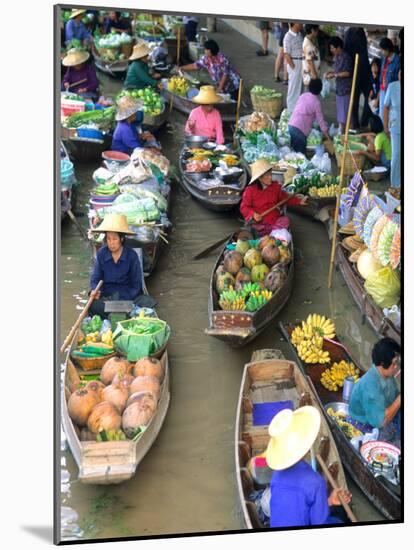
[59, 73, 384, 542]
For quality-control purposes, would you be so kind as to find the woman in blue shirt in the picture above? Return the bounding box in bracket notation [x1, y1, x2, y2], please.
[111, 96, 156, 155]
[65, 9, 92, 47]
[89, 214, 142, 317]
[266, 406, 352, 528]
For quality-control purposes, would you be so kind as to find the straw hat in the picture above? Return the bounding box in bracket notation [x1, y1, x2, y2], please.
[249, 159, 273, 185]
[115, 96, 143, 121]
[62, 48, 90, 67]
[338, 221, 356, 235]
[69, 9, 86, 19]
[91, 214, 135, 235]
[192, 85, 223, 105]
[342, 234, 365, 253]
[265, 406, 321, 471]
[129, 43, 151, 61]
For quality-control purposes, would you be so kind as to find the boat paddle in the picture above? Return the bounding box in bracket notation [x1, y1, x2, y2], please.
[67, 78, 88, 90]
[66, 209, 94, 248]
[192, 194, 300, 261]
[60, 280, 104, 354]
[316, 453, 358, 523]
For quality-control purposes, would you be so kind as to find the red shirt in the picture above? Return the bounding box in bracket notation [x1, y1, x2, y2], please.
[381, 57, 391, 91]
[240, 181, 302, 225]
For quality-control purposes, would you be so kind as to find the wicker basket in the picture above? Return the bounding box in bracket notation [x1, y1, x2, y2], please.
[250, 90, 282, 119]
[71, 352, 117, 372]
[335, 150, 366, 176]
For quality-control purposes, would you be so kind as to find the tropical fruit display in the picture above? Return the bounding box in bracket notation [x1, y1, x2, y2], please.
[290, 314, 336, 364]
[320, 361, 360, 391]
[214, 235, 291, 312]
[117, 87, 164, 115]
[167, 76, 190, 97]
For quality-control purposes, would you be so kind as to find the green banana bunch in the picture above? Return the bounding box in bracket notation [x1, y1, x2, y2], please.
[245, 294, 268, 312]
[96, 429, 127, 442]
[240, 282, 262, 298]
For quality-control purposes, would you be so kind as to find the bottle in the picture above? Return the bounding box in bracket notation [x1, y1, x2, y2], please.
[342, 376, 355, 403]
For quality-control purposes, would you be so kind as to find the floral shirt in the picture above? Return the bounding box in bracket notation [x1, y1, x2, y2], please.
[333, 51, 353, 96]
[195, 53, 240, 93]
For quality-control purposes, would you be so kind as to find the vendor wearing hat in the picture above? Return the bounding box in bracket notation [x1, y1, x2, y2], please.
[65, 9, 92, 47]
[266, 407, 352, 527]
[124, 43, 162, 91]
[111, 96, 156, 155]
[240, 159, 307, 236]
[61, 48, 99, 99]
[89, 214, 143, 317]
[184, 86, 224, 145]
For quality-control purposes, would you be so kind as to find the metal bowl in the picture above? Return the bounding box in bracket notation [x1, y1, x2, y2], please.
[184, 135, 208, 147]
[185, 171, 211, 182]
[215, 167, 243, 183]
[324, 402, 349, 415]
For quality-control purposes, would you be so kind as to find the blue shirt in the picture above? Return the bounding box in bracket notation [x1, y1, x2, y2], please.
[103, 18, 130, 34]
[111, 121, 143, 154]
[349, 366, 399, 428]
[270, 460, 330, 527]
[90, 245, 142, 300]
[380, 53, 400, 91]
[65, 18, 91, 44]
[384, 80, 401, 134]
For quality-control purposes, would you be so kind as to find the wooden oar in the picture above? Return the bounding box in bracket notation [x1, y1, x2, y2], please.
[60, 280, 104, 354]
[316, 453, 358, 523]
[67, 78, 87, 89]
[67, 209, 90, 242]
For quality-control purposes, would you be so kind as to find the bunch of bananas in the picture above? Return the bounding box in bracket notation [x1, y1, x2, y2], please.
[85, 331, 100, 343]
[245, 291, 272, 312]
[101, 329, 113, 346]
[219, 288, 246, 311]
[296, 339, 331, 364]
[167, 76, 190, 97]
[96, 429, 127, 442]
[291, 314, 336, 364]
[304, 314, 336, 338]
[321, 361, 360, 391]
[240, 282, 262, 298]
[309, 184, 339, 198]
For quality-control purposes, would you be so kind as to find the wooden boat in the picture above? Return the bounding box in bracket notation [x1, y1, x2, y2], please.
[60, 141, 76, 222]
[142, 104, 168, 133]
[61, 251, 170, 485]
[93, 51, 128, 77]
[336, 235, 400, 345]
[160, 88, 237, 122]
[235, 349, 349, 529]
[205, 232, 294, 347]
[279, 322, 401, 520]
[61, 125, 112, 162]
[179, 147, 248, 212]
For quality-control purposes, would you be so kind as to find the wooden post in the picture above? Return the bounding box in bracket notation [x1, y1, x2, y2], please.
[235, 78, 243, 130]
[151, 14, 155, 37]
[328, 54, 360, 289]
[176, 26, 181, 64]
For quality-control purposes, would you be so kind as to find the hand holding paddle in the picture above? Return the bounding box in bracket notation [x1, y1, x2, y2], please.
[250, 193, 305, 223]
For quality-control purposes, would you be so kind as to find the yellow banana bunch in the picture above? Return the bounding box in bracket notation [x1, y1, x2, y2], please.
[101, 330, 113, 346]
[219, 297, 246, 311]
[290, 314, 336, 364]
[321, 361, 360, 391]
[261, 290, 273, 301]
[167, 76, 190, 97]
[305, 314, 336, 339]
[309, 185, 340, 198]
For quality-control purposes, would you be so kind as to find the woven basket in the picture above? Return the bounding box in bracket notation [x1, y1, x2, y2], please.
[71, 352, 117, 372]
[335, 150, 366, 176]
[250, 91, 282, 119]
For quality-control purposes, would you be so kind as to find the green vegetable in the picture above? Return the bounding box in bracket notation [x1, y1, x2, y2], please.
[64, 107, 116, 129]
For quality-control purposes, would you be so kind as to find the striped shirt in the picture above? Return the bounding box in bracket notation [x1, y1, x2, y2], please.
[283, 30, 304, 59]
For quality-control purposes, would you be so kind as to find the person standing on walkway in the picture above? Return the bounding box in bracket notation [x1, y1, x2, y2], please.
[383, 69, 401, 189]
[368, 58, 381, 116]
[283, 23, 304, 112]
[344, 27, 371, 129]
[274, 22, 289, 83]
[256, 20, 271, 56]
[378, 38, 400, 121]
[302, 24, 320, 88]
[183, 16, 199, 43]
[325, 37, 353, 133]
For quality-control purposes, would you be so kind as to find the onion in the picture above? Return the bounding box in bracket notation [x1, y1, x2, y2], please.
[100, 357, 131, 386]
[127, 391, 158, 412]
[122, 402, 154, 438]
[87, 402, 122, 434]
[130, 376, 160, 401]
[112, 372, 135, 393]
[68, 388, 102, 427]
[133, 357, 164, 381]
[102, 384, 129, 414]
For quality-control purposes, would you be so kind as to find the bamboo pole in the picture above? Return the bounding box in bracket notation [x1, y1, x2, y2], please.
[328, 53, 360, 289]
[176, 26, 181, 64]
[235, 78, 243, 130]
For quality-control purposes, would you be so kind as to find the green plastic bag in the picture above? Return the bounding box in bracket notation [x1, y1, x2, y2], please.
[364, 266, 401, 309]
[113, 317, 171, 361]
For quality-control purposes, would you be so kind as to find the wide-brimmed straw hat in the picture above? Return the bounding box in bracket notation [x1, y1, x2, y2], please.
[91, 214, 135, 235]
[115, 96, 143, 121]
[248, 159, 273, 185]
[62, 48, 90, 67]
[192, 85, 223, 105]
[265, 406, 321, 471]
[129, 43, 151, 61]
[69, 9, 86, 19]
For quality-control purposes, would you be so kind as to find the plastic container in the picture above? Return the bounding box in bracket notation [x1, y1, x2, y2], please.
[76, 128, 104, 140]
[102, 150, 130, 163]
[61, 99, 85, 118]
[60, 158, 74, 188]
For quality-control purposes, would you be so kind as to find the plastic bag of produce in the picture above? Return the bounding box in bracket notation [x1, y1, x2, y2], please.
[113, 317, 171, 361]
[364, 267, 400, 309]
[321, 76, 330, 99]
[93, 167, 114, 185]
[310, 151, 332, 174]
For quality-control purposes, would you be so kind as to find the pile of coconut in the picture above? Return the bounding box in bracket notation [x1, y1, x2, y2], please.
[65, 356, 164, 442]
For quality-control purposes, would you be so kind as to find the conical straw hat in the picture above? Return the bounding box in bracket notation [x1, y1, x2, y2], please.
[115, 96, 143, 121]
[62, 48, 90, 67]
[129, 43, 151, 61]
[69, 9, 86, 19]
[248, 159, 273, 184]
[91, 214, 135, 235]
[192, 85, 223, 105]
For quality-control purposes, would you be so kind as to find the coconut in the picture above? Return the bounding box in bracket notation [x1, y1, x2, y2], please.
[100, 357, 131, 386]
[102, 384, 130, 414]
[87, 402, 122, 434]
[278, 245, 292, 265]
[357, 249, 383, 280]
[237, 229, 253, 241]
[133, 357, 164, 381]
[223, 250, 244, 275]
[86, 380, 105, 400]
[261, 245, 280, 267]
[68, 387, 102, 427]
[130, 375, 161, 400]
[235, 239, 250, 257]
[215, 265, 225, 278]
[258, 235, 276, 251]
[122, 401, 154, 438]
[265, 269, 287, 292]
[216, 272, 236, 294]
[251, 263, 270, 283]
[127, 391, 158, 412]
[244, 248, 262, 270]
[235, 267, 252, 284]
[112, 373, 135, 392]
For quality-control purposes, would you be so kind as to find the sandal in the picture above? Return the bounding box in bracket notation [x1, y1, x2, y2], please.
[274, 76, 282, 82]
[256, 49, 269, 56]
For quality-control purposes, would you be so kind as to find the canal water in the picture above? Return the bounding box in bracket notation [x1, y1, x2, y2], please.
[59, 75, 384, 541]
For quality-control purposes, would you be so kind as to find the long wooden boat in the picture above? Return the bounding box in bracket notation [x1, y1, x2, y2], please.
[235, 349, 349, 529]
[279, 322, 401, 520]
[205, 232, 294, 347]
[179, 147, 248, 212]
[61, 125, 112, 162]
[61, 251, 170, 484]
[93, 51, 128, 77]
[336, 236, 400, 345]
[160, 88, 237, 122]
[60, 141, 75, 222]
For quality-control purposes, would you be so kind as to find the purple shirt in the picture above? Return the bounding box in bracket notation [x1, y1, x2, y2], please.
[62, 63, 99, 94]
[289, 92, 328, 136]
[333, 51, 353, 96]
[196, 52, 240, 93]
[111, 120, 143, 154]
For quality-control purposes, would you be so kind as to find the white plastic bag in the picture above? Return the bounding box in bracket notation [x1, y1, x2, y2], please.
[310, 151, 332, 174]
[321, 76, 330, 99]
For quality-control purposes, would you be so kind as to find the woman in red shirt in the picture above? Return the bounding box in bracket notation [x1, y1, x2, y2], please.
[240, 159, 307, 236]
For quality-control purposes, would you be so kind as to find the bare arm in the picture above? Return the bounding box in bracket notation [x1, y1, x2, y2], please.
[307, 59, 317, 79]
[179, 62, 197, 71]
[383, 105, 390, 136]
[383, 395, 400, 426]
[218, 74, 228, 92]
[284, 52, 295, 69]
